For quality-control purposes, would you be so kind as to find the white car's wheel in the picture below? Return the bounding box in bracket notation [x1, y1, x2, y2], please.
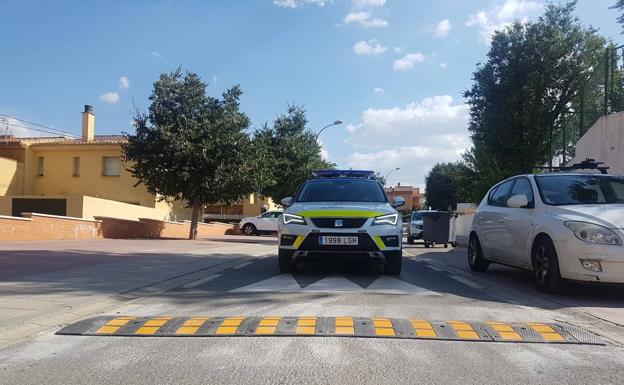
[532, 236, 566, 294]
[242, 223, 257, 236]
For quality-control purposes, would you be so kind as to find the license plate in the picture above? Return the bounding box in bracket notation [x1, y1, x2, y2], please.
[319, 236, 358, 246]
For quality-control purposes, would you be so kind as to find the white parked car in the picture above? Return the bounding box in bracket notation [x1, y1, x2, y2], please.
[406, 210, 425, 244]
[469, 172, 624, 293]
[239, 211, 283, 236]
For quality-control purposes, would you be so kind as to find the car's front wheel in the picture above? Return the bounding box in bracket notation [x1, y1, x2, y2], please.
[278, 249, 297, 273]
[384, 250, 402, 275]
[532, 236, 566, 294]
[467, 233, 489, 272]
[242, 223, 257, 236]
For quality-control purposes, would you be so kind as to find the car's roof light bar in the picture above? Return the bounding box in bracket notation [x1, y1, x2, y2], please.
[312, 170, 376, 179]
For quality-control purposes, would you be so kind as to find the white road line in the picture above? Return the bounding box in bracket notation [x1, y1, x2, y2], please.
[449, 274, 484, 289]
[425, 264, 445, 272]
[233, 261, 253, 269]
[182, 274, 222, 289]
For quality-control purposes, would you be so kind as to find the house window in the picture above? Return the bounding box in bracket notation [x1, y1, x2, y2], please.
[37, 157, 44, 176]
[102, 157, 121, 176]
[72, 157, 80, 177]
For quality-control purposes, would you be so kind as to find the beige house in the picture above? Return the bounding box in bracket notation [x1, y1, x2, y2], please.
[0, 105, 274, 222]
[384, 183, 424, 212]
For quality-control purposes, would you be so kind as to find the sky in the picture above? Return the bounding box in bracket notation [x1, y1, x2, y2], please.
[0, 0, 622, 188]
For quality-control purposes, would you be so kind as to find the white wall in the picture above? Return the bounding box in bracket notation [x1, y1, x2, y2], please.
[569, 112, 624, 175]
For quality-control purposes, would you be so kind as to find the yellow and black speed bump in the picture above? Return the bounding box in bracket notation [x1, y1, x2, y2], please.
[56, 316, 605, 345]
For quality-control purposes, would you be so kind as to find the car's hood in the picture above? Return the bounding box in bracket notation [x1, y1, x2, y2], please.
[287, 201, 395, 218]
[546, 204, 624, 228]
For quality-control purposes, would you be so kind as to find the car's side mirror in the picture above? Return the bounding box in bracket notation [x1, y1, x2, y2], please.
[281, 197, 293, 207]
[391, 197, 405, 208]
[507, 194, 529, 208]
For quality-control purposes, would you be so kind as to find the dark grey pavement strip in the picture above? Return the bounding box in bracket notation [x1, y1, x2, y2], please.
[56, 315, 605, 345]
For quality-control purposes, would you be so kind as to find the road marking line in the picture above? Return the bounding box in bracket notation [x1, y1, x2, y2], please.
[425, 264, 444, 272]
[449, 321, 480, 339]
[182, 274, 222, 289]
[95, 317, 136, 334]
[175, 318, 210, 334]
[134, 317, 172, 335]
[296, 317, 317, 335]
[487, 322, 523, 341]
[527, 323, 566, 341]
[233, 261, 252, 269]
[449, 275, 484, 289]
[411, 320, 437, 338]
[335, 317, 355, 335]
[373, 318, 396, 337]
[258, 317, 281, 327]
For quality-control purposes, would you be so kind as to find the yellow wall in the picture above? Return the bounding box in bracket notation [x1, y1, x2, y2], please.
[82, 195, 170, 220]
[0, 195, 173, 221]
[0, 157, 24, 195]
[27, 144, 156, 207]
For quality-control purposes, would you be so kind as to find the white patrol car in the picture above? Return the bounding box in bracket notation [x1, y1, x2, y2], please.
[277, 170, 405, 275]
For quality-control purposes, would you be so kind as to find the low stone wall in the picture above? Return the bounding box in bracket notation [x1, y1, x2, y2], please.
[0, 213, 233, 241]
[0, 213, 100, 241]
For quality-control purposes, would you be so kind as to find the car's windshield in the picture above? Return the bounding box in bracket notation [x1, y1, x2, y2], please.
[296, 179, 387, 202]
[412, 212, 423, 221]
[535, 174, 624, 205]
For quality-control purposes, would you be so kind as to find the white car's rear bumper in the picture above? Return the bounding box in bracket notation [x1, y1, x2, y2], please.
[554, 238, 624, 283]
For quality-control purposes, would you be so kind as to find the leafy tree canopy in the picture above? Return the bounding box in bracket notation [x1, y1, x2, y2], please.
[123, 69, 265, 238]
[255, 105, 334, 203]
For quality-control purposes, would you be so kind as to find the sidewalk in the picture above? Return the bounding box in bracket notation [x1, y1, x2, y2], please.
[0, 238, 274, 348]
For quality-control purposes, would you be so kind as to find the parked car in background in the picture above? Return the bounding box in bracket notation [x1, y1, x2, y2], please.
[239, 210, 283, 235]
[468, 172, 624, 293]
[406, 210, 425, 244]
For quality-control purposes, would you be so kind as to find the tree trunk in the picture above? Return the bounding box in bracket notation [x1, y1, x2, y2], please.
[188, 200, 200, 240]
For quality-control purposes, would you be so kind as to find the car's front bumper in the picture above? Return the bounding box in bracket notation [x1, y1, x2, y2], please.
[279, 219, 402, 261]
[554, 238, 624, 283]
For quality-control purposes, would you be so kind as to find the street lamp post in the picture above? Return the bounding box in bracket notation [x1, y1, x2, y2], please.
[384, 167, 400, 186]
[315, 120, 343, 141]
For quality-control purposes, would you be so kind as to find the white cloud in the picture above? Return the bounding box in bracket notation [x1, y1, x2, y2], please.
[273, 0, 330, 8]
[373, 87, 384, 94]
[393, 52, 426, 71]
[345, 95, 470, 186]
[393, 46, 403, 53]
[212, 74, 218, 84]
[433, 19, 452, 37]
[118, 76, 129, 89]
[353, 39, 387, 55]
[466, 0, 543, 44]
[100, 92, 120, 104]
[320, 147, 330, 161]
[351, 0, 385, 8]
[440, 62, 448, 69]
[343, 11, 388, 28]
[151, 51, 163, 59]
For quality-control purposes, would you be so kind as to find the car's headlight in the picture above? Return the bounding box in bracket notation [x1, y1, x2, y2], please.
[564, 221, 622, 245]
[372, 213, 398, 226]
[283, 213, 306, 225]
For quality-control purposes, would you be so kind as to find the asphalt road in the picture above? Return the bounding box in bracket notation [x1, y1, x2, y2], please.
[1, 237, 623, 385]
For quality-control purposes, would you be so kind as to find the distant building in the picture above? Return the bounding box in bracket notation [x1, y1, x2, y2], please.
[384, 183, 424, 211]
[568, 112, 624, 175]
[204, 194, 278, 222]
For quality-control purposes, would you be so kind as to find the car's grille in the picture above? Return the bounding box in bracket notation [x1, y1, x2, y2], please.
[299, 233, 379, 252]
[309, 218, 368, 229]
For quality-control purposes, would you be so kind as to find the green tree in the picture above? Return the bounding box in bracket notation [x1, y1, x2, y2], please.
[123, 69, 264, 239]
[255, 105, 333, 203]
[425, 162, 473, 211]
[464, 2, 608, 194]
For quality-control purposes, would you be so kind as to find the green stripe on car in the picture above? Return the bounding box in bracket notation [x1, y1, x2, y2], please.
[298, 210, 384, 218]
